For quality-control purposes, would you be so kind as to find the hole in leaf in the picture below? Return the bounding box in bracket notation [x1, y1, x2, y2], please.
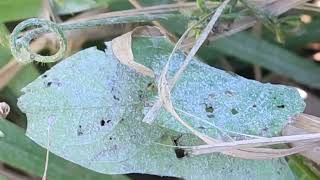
[277, 105, 285, 109]
[100, 120, 106, 126]
[174, 148, 186, 159]
[231, 108, 238, 115]
[205, 105, 214, 113]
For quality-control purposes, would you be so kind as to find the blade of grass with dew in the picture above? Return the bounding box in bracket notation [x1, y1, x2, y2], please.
[0, 118, 129, 180]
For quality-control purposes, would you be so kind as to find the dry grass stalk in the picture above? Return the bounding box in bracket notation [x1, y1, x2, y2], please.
[111, 26, 163, 78]
[191, 133, 320, 154]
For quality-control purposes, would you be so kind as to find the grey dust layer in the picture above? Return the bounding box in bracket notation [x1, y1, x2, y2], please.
[18, 37, 305, 180]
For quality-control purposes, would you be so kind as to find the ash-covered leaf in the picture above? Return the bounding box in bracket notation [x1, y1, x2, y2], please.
[18, 36, 304, 179]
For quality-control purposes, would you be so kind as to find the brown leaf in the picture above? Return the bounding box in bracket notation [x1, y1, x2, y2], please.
[111, 26, 164, 78]
[283, 114, 320, 163]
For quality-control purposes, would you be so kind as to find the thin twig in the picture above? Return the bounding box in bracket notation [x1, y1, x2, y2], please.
[128, 0, 178, 41]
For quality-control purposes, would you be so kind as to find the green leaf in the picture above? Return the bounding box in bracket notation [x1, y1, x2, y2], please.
[0, 0, 42, 22]
[286, 18, 320, 50]
[207, 32, 320, 88]
[0, 118, 129, 180]
[52, 0, 108, 15]
[196, 0, 207, 12]
[0, 0, 113, 23]
[287, 155, 319, 180]
[17, 36, 304, 179]
[0, 24, 9, 48]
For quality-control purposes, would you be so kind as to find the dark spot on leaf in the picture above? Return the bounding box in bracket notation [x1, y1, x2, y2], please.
[119, 118, 124, 123]
[198, 126, 205, 130]
[106, 120, 111, 123]
[100, 120, 106, 126]
[231, 108, 238, 115]
[109, 137, 113, 140]
[208, 93, 215, 99]
[277, 105, 285, 109]
[172, 135, 183, 146]
[207, 114, 215, 118]
[225, 90, 234, 96]
[252, 104, 257, 108]
[138, 90, 144, 101]
[42, 74, 47, 78]
[113, 95, 120, 101]
[147, 82, 155, 90]
[46, 82, 52, 87]
[77, 125, 83, 136]
[174, 148, 186, 159]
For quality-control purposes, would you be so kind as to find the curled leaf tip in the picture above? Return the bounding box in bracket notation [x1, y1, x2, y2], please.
[10, 18, 67, 64]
